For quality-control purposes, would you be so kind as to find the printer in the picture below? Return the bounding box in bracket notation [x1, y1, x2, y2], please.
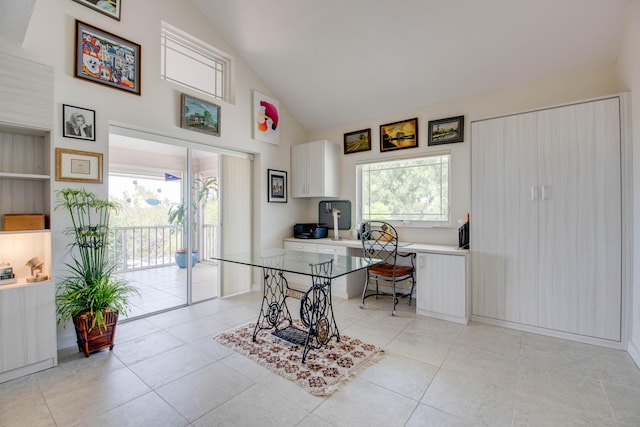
[293, 223, 328, 239]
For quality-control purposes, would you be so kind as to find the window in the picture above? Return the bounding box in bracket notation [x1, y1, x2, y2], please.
[359, 154, 450, 226]
[161, 22, 232, 102]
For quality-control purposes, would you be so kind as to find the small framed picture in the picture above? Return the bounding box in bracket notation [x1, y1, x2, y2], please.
[428, 115, 464, 145]
[55, 148, 103, 183]
[253, 90, 280, 145]
[74, 20, 141, 95]
[63, 104, 95, 141]
[267, 169, 287, 203]
[73, 0, 122, 21]
[180, 93, 221, 137]
[343, 128, 371, 154]
[380, 118, 418, 152]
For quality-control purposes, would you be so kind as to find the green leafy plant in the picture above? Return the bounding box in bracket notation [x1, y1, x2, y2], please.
[167, 176, 218, 251]
[55, 188, 139, 331]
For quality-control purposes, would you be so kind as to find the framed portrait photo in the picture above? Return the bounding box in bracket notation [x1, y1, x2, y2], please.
[267, 169, 287, 203]
[55, 148, 103, 183]
[73, 0, 121, 21]
[380, 118, 418, 152]
[74, 20, 141, 95]
[180, 93, 221, 137]
[428, 115, 464, 145]
[343, 128, 371, 154]
[63, 104, 95, 141]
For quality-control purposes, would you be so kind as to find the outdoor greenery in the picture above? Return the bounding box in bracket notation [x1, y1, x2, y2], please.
[167, 175, 219, 250]
[362, 155, 450, 223]
[55, 188, 139, 330]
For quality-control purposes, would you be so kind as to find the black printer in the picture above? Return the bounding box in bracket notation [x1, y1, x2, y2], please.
[293, 223, 328, 239]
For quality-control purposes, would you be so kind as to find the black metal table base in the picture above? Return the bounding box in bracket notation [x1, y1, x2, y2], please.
[253, 260, 339, 363]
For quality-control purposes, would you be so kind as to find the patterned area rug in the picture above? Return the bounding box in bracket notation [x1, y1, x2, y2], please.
[214, 321, 384, 396]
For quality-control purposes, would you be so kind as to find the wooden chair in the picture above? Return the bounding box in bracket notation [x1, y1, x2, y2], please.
[359, 221, 416, 316]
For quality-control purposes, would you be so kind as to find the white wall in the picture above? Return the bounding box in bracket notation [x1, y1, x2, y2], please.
[307, 63, 621, 245]
[0, 0, 309, 349]
[617, 0, 640, 366]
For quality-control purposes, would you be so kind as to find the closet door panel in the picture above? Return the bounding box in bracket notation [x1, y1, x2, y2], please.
[537, 98, 621, 340]
[471, 112, 538, 324]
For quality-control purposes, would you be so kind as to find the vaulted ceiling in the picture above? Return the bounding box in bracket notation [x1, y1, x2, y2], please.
[191, 0, 629, 131]
[1, 1, 630, 133]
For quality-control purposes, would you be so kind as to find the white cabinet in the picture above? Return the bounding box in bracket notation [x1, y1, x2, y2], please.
[1, 280, 57, 383]
[416, 253, 469, 324]
[283, 240, 362, 299]
[471, 96, 622, 341]
[291, 139, 340, 198]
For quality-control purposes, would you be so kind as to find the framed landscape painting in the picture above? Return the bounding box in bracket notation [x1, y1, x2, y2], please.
[428, 115, 464, 145]
[343, 128, 371, 154]
[73, 0, 121, 21]
[380, 118, 418, 152]
[181, 94, 221, 137]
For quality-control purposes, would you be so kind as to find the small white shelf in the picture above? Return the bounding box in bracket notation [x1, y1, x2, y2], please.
[0, 172, 50, 180]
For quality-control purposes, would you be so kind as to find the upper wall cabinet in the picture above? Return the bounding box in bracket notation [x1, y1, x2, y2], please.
[0, 52, 54, 131]
[291, 139, 340, 198]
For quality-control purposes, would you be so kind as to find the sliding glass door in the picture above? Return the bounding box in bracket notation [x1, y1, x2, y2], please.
[108, 132, 224, 318]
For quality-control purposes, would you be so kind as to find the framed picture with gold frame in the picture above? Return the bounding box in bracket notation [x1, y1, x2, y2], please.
[380, 118, 418, 152]
[55, 148, 103, 183]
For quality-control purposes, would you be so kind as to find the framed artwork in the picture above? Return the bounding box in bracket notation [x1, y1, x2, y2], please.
[267, 169, 287, 203]
[380, 118, 418, 152]
[343, 128, 371, 154]
[73, 0, 122, 21]
[62, 104, 95, 141]
[180, 94, 221, 137]
[74, 20, 141, 95]
[55, 148, 103, 183]
[428, 115, 464, 145]
[253, 90, 280, 145]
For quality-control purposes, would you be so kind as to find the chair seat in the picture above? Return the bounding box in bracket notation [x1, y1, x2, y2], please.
[368, 263, 413, 278]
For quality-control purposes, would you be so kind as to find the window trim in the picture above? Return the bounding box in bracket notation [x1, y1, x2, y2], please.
[160, 21, 234, 103]
[356, 151, 452, 229]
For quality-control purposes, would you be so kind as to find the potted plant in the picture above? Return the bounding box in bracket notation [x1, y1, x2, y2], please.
[55, 188, 139, 357]
[167, 176, 218, 268]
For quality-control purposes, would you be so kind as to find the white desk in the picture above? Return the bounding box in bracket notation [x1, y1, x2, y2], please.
[283, 238, 470, 324]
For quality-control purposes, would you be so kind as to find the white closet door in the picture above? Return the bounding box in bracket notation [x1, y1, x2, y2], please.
[471, 112, 538, 324]
[537, 98, 621, 340]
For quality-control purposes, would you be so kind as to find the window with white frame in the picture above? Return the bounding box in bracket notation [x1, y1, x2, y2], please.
[359, 154, 450, 226]
[160, 22, 232, 102]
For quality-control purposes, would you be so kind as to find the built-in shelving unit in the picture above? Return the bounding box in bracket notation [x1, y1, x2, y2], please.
[0, 52, 56, 383]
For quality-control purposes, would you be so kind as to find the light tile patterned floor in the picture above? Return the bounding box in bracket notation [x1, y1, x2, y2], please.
[1, 291, 639, 426]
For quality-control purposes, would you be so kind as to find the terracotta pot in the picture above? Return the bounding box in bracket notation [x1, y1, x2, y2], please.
[72, 310, 119, 357]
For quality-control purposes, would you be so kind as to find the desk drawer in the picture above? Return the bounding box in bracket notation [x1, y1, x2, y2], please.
[284, 241, 317, 253]
[316, 244, 347, 255]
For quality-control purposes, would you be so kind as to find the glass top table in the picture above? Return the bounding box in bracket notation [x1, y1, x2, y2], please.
[212, 248, 380, 363]
[211, 248, 379, 278]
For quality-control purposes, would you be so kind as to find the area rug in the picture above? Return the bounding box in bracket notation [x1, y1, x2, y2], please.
[214, 321, 384, 396]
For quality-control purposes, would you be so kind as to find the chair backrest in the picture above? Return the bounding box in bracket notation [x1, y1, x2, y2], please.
[360, 221, 399, 266]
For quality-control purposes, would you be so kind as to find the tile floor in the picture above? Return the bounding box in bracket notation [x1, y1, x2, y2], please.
[1, 291, 639, 426]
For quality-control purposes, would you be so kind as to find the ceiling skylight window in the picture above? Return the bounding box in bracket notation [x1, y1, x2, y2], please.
[161, 22, 233, 102]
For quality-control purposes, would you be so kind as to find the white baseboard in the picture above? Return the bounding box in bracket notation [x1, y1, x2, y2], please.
[628, 339, 640, 369]
[471, 315, 625, 350]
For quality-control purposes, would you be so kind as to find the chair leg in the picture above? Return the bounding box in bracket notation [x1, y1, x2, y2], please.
[360, 271, 369, 309]
[391, 279, 397, 316]
[408, 275, 416, 305]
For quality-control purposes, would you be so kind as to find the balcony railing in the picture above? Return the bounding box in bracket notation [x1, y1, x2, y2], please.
[111, 224, 217, 272]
